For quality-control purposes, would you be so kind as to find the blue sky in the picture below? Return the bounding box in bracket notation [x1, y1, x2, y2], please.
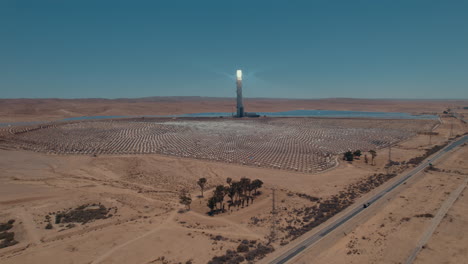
[1, 0, 467, 99]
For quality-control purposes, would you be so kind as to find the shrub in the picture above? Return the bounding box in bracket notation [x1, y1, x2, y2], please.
[0, 231, 18, 249]
[245, 244, 275, 261]
[208, 249, 244, 264]
[0, 221, 14, 232]
[237, 243, 249, 252]
[415, 213, 434, 218]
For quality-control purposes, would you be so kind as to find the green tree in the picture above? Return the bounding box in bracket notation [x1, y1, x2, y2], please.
[251, 179, 264, 195]
[344, 151, 354, 161]
[353, 150, 362, 157]
[227, 182, 238, 205]
[179, 189, 192, 210]
[207, 196, 217, 215]
[234, 181, 243, 202]
[214, 185, 227, 210]
[239, 177, 251, 196]
[197, 177, 207, 197]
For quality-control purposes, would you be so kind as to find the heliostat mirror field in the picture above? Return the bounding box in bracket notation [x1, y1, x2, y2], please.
[2, 117, 437, 173]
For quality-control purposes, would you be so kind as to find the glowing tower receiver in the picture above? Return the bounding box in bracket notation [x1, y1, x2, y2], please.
[236, 69, 242, 80]
[236, 69, 244, 117]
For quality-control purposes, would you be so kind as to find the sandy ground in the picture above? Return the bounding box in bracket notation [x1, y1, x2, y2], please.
[1, 97, 467, 122]
[291, 140, 468, 264]
[0, 112, 466, 263]
[414, 182, 468, 264]
[0, 146, 378, 263]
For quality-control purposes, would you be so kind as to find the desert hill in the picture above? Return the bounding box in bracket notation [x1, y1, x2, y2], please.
[1, 97, 467, 122]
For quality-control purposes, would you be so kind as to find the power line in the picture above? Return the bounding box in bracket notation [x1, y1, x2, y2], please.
[388, 144, 392, 164]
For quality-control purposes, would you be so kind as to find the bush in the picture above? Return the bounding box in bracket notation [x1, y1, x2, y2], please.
[245, 244, 275, 261]
[208, 249, 244, 264]
[211, 235, 227, 241]
[407, 144, 447, 165]
[0, 221, 14, 232]
[0, 231, 14, 240]
[237, 243, 249, 252]
[0, 231, 18, 249]
[415, 213, 434, 218]
[55, 214, 62, 224]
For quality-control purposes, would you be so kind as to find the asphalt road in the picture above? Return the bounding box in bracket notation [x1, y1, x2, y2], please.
[269, 135, 468, 264]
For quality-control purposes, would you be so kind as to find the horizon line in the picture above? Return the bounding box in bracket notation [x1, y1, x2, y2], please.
[1, 96, 468, 101]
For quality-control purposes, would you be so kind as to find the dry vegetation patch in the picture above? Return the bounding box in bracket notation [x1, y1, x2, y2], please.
[208, 241, 274, 264]
[278, 172, 397, 242]
[407, 143, 448, 165]
[44, 203, 117, 230]
[0, 219, 18, 249]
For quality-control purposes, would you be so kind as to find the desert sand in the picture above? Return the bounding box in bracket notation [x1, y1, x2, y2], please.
[1, 97, 467, 122]
[1, 98, 467, 264]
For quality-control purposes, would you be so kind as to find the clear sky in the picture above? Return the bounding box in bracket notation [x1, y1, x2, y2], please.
[1, 0, 467, 99]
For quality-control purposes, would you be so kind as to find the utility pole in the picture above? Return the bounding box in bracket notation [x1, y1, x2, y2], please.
[388, 144, 392, 164]
[270, 188, 277, 243]
[386, 144, 392, 175]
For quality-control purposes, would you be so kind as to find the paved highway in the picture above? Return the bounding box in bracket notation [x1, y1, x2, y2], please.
[269, 135, 468, 264]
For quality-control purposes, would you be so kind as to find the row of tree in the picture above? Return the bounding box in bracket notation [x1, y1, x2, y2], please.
[206, 177, 264, 215]
[179, 177, 264, 214]
[343, 149, 377, 165]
